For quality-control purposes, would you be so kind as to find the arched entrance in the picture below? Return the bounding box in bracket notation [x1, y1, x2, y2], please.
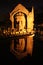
[14, 12, 27, 32]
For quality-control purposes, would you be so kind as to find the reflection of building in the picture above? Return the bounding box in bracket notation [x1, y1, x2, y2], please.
[10, 4, 34, 33]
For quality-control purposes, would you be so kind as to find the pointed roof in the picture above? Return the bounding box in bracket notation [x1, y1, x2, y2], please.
[10, 4, 29, 16]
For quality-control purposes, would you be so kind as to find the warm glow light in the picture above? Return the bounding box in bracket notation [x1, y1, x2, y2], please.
[15, 14, 26, 32]
[10, 4, 34, 59]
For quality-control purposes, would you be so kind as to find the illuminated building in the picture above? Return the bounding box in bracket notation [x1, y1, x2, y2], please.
[10, 4, 34, 59]
[10, 4, 34, 33]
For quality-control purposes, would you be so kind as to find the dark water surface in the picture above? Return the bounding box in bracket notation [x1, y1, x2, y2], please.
[0, 35, 43, 63]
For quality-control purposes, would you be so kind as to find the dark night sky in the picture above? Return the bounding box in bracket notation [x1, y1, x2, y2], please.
[0, 0, 43, 21]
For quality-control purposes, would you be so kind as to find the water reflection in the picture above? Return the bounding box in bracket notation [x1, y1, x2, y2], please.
[10, 35, 33, 59]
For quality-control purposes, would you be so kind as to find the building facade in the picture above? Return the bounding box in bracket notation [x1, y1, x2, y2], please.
[10, 4, 34, 59]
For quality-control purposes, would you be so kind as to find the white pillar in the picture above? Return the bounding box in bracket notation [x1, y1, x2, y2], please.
[12, 16, 14, 29]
